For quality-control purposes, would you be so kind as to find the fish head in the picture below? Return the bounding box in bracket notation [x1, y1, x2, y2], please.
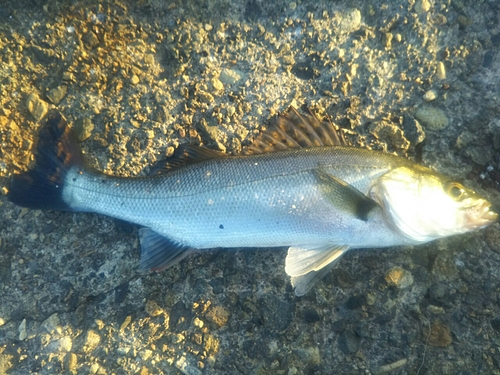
[371, 166, 498, 243]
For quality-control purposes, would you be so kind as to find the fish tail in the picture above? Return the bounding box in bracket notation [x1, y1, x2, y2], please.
[7, 111, 84, 211]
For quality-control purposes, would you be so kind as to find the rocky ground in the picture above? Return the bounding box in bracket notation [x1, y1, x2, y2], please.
[1, 0, 500, 374]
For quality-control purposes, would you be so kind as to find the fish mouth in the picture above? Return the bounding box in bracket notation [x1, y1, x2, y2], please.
[466, 200, 498, 229]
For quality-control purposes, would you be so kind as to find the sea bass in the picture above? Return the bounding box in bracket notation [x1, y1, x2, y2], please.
[7, 108, 497, 295]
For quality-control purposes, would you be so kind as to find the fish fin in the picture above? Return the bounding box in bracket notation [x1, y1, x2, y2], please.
[149, 145, 226, 175]
[244, 106, 350, 155]
[285, 244, 349, 296]
[139, 228, 193, 271]
[313, 170, 379, 222]
[7, 111, 84, 211]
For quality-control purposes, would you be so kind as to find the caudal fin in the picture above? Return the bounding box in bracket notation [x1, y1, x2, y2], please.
[7, 111, 84, 211]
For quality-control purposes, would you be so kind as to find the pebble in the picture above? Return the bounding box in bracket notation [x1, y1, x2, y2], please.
[82, 330, 101, 353]
[145, 299, 163, 317]
[130, 74, 140, 85]
[219, 68, 243, 85]
[427, 305, 445, 315]
[75, 117, 94, 141]
[41, 313, 61, 334]
[0, 116, 19, 132]
[414, 0, 431, 13]
[46, 336, 73, 353]
[338, 330, 360, 354]
[46, 85, 68, 104]
[26, 93, 49, 121]
[339, 8, 362, 33]
[385, 267, 414, 289]
[423, 89, 438, 102]
[211, 77, 224, 91]
[426, 321, 452, 347]
[465, 145, 493, 165]
[436, 62, 446, 80]
[374, 358, 408, 374]
[18, 319, 27, 341]
[205, 305, 230, 327]
[64, 352, 78, 371]
[415, 106, 449, 131]
[120, 315, 132, 332]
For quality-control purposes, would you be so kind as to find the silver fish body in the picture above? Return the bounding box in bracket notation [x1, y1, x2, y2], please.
[65, 147, 415, 250]
[8, 109, 497, 295]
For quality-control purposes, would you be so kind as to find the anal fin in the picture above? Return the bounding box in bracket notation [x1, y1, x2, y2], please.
[139, 228, 193, 271]
[285, 244, 349, 296]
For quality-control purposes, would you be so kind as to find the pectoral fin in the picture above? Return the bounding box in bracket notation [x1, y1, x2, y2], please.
[285, 244, 349, 296]
[313, 170, 379, 222]
[139, 228, 193, 271]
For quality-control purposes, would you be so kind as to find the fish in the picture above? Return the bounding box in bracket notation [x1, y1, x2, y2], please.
[7, 107, 498, 296]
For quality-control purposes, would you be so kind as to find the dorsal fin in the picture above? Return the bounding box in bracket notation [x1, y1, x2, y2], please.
[244, 106, 350, 155]
[149, 144, 226, 175]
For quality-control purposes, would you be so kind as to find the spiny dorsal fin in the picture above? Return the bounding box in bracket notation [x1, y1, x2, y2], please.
[244, 106, 350, 155]
[149, 144, 226, 175]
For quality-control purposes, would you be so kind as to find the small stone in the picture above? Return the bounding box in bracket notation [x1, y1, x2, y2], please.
[385, 267, 414, 289]
[145, 129, 155, 139]
[338, 330, 360, 354]
[426, 321, 452, 347]
[0, 116, 19, 132]
[198, 91, 214, 104]
[18, 319, 27, 341]
[193, 317, 204, 328]
[82, 31, 99, 49]
[75, 118, 94, 141]
[466, 145, 493, 165]
[62, 71, 75, 81]
[415, 106, 449, 131]
[120, 315, 132, 332]
[205, 305, 230, 327]
[289, 2, 297, 10]
[219, 68, 243, 85]
[436, 61, 446, 80]
[339, 8, 362, 33]
[26, 93, 49, 121]
[131, 75, 140, 85]
[423, 89, 438, 102]
[41, 313, 60, 334]
[384, 33, 393, 49]
[414, 0, 430, 13]
[198, 118, 226, 152]
[366, 292, 377, 305]
[89, 363, 100, 374]
[145, 300, 163, 317]
[211, 77, 224, 92]
[46, 85, 68, 104]
[0, 318, 4, 327]
[427, 305, 445, 315]
[64, 352, 78, 371]
[46, 336, 72, 352]
[82, 330, 101, 353]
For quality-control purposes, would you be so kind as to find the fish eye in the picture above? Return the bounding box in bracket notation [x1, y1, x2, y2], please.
[445, 182, 465, 200]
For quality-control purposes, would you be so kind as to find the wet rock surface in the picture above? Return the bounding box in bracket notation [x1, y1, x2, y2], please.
[1, 0, 500, 374]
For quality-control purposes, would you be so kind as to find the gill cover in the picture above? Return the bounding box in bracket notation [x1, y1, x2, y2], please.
[371, 166, 496, 242]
